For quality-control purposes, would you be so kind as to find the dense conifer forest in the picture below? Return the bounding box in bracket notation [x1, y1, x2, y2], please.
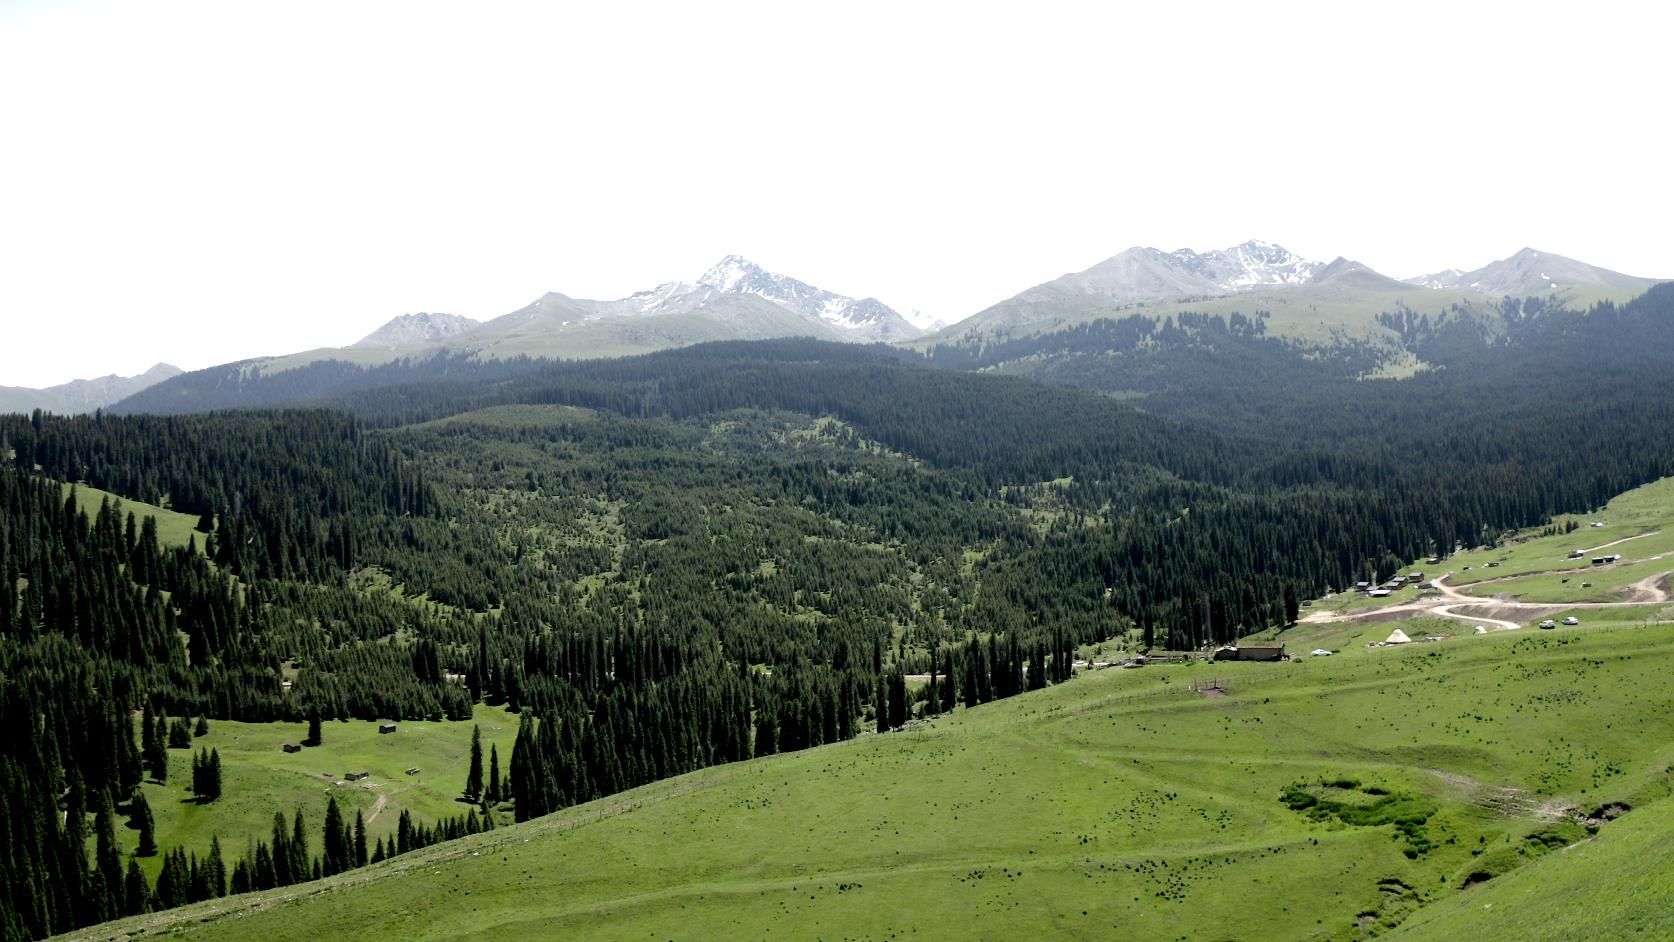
[5, 284, 1674, 938]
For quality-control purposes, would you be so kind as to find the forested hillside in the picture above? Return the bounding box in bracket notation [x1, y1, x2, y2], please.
[6, 285, 1674, 938]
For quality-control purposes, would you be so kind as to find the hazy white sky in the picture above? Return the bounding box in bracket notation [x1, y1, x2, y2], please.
[2, 0, 1670, 387]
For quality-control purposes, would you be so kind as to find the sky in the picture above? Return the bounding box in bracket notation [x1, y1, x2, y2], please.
[1, 0, 1670, 388]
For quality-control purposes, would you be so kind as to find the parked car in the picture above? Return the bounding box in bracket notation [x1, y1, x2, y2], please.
[1539, 619, 1556, 629]
[1562, 616, 1579, 625]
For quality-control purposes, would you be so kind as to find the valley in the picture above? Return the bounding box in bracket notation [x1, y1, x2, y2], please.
[4, 3, 1669, 938]
[5, 259, 1674, 942]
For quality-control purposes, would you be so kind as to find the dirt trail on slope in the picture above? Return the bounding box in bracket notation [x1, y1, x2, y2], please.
[364, 792, 389, 823]
[1308, 568, 1673, 633]
[1581, 530, 1661, 554]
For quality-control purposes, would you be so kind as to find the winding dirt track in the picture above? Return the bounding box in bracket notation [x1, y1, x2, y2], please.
[1305, 538, 1673, 632]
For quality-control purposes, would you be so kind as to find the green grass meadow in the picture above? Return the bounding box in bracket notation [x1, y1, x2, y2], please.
[74, 621, 1674, 942]
[127, 707, 519, 882]
[64, 482, 204, 550]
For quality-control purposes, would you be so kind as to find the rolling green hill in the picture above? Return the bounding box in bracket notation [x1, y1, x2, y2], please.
[65, 615, 1674, 941]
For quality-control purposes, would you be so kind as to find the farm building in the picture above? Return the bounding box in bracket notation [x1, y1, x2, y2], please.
[1212, 646, 1285, 662]
[379, 722, 397, 734]
[281, 743, 301, 753]
[345, 771, 370, 782]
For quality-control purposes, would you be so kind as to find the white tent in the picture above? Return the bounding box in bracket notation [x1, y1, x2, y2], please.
[1384, 629, 1413, 645]
[1473, 625, 1487, 635]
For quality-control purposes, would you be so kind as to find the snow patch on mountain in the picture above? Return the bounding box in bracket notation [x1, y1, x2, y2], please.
[609, 256, 922, 342]
[1170, 240, 1324, 290]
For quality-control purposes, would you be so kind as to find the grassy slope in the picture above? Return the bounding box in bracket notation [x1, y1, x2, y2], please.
[1390, 795, 1674, 941]
[63, 482, 204, 549]
[916, 282, 1650, 364]
[72, 623, 1674, 942]
[1448, 474, 1674, 591]
[1309, 474, 1674, 630]
[129, 708, 518, 883]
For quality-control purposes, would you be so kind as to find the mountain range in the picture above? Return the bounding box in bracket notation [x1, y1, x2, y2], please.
[922, 241, 1665, 352]
[243, 256, 925, 374]
[248, 243, 1661, 380]
[0, 362, 181, 415]
[1407, 247, 1664, 296]
[18, 244, 1663, 408]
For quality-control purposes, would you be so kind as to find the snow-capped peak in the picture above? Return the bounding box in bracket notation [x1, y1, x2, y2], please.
[600, 256, 924, 342]
[697, 255, 763, 293]
[1166, 241, 1323, 291]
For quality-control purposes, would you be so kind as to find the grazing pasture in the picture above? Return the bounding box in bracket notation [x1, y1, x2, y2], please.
[72, 623, 1674, 942]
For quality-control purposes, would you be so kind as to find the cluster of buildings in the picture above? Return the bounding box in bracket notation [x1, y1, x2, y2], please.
[1354, 571, 1428, 598]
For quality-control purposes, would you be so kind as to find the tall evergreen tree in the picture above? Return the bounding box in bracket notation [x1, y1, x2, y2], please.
[463, 724, 483, 802]
[123, 858, 149, 916]
[130, 792, 157, 857]
[352, 809, 368, 868]
[322, 796, 348, 877]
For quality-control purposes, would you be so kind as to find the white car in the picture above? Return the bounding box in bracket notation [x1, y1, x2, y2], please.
[1563, 616, 1579, 625]
[1539, 619, 1556, 629]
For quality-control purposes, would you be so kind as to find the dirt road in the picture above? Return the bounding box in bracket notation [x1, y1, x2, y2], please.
[1305, 564, 1673, 634]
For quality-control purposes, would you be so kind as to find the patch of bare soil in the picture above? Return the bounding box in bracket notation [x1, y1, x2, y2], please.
[1427, 769, 1571, 821]
[1621, 571, 1674, 604]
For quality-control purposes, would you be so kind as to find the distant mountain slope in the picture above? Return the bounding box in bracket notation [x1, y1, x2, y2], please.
[1407, 247, 1664, 296]
[942, 240, 1323, 336]
[0, 362, 181, 414]
[352, 312, 479, 348]
[929, 242, 1664, 349]
[240, 257, 921, 375]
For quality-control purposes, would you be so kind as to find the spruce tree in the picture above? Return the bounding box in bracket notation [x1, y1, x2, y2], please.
[464, 724, 483, 802]
[887, 669, 908, 730]
[269, 813, 292, 886]
[141, 707, 166, 783]
[131, 792, 158, 857]
[95, 797, 123, 899]
[207, 836, 226, 898]
[486, 744, 501, 804]
[353, 809, 368, 868]
[123, 858, 149, 916]
[289, 808, 309, 884]
[322, 796, 347, 877]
